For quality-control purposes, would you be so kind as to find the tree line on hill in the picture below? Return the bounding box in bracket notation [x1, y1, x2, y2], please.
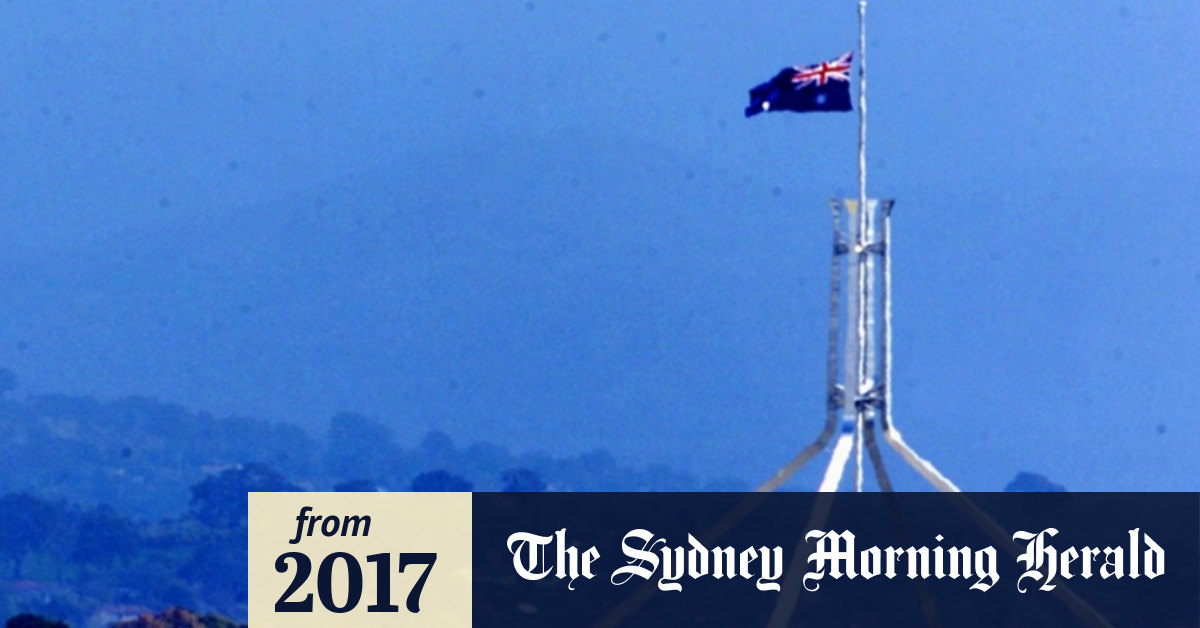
[0, 368, 741, 625]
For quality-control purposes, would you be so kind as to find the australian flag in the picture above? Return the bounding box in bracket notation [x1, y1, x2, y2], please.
[745, 52, 853, 117]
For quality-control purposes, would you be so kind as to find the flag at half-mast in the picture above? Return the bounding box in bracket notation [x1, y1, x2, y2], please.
[745, 51, 853, 117]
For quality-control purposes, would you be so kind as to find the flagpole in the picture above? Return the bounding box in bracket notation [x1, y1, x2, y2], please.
[858, 1, 867, 211]
[852, 0, 868, 491]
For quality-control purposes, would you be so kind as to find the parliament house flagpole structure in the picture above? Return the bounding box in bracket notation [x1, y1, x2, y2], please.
[738, 7, 1121, 627]
[748, 1, 959, 494]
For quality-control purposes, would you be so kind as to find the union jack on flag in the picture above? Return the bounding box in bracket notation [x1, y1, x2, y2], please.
[791, 51, 853, 88]
[745, 51, 854, 117]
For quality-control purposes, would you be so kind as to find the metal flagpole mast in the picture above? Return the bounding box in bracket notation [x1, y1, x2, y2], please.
[814, 0, 869, 494]
[854, 0, 868, 492]
[857, 1, 867, 214]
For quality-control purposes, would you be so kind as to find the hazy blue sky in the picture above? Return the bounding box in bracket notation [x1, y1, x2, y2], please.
[1, 1, 1197, 491]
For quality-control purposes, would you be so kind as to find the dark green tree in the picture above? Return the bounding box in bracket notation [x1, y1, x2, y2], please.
[0, 493, 63, 578]
[332, 478, 376, 492]
[188, 463, 300, 528]
[6, 613, 69, 628]
[1004, 471, 1066, 492]
[71, 504, 140, 574]
[324, 413, 398, 482]
[410, 470, 472, 492]
[500, 468, 546, 492]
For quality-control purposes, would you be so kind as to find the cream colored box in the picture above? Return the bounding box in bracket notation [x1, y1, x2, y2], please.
[248, 492, 471, 627]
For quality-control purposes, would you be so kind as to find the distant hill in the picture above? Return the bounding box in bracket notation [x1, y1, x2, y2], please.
[0, 383, 746, 626]
[0, 388, 746, 520]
